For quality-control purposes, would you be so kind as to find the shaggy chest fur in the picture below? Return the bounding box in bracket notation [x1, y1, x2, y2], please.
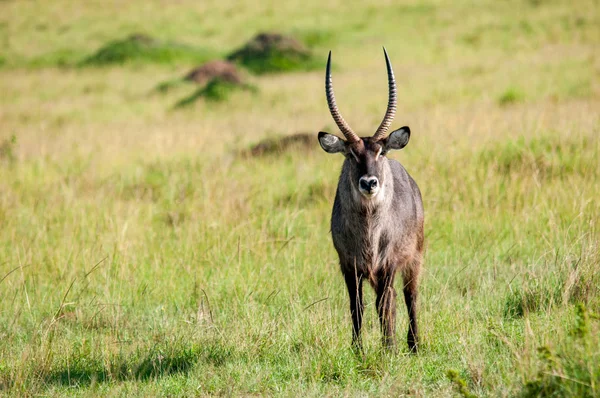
[332, 204, 393, 276]
[330, 158, 422, 283]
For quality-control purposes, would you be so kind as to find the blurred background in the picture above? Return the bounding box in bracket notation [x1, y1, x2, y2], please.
[1, 0, 599, 396]
[2, 0, 597, 161]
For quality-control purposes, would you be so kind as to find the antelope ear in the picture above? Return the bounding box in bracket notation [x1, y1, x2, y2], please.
[318, 132, 346, 154]
[384, 126, 410, 151]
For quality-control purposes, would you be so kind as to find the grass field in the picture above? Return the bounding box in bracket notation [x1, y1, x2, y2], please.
[1, 0, 600, 396]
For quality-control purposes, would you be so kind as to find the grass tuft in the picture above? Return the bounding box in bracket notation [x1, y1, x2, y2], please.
[42, 345, 200, 387]
[154, 79, 190, 94]
[498, 87, 525, 106]
[447, 369, 478, 398]
[80, 33, 215, 66]
[519, 304, 600, 397]
[227, 32, 319, 74]
[504, 278, 563, 318]
[174, 78, 256, 107]
[477, 134, 597, 179]
[0, 135, 17, 164]
[504, 249, 600, 319]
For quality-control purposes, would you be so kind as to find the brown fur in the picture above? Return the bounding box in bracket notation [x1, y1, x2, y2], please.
[319, 134, 424, 352]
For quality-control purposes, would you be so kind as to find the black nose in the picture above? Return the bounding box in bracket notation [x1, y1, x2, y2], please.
[360, 177, 378, 192]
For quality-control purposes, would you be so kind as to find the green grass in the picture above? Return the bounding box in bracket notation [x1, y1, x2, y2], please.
[498, 87, 525, 106]
[0, 0, 599, 396]
[0, 134, 17, 165]
[226, 36, 319, 74]
[80, 34, 216, 67]
[154, 79, 190, 94]
[229, 49, 319, 74]
[520, 304, 600, 397]
[174, 78, 257, 107]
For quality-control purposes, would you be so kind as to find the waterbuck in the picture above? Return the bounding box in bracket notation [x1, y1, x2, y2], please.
[317, 49, 424, 352]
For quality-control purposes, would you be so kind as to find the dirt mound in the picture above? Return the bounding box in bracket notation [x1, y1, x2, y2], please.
[184, 60, 242, 85]
[81, 33, 214, 66]
[240, 133, 315, 157]
[235, 33, 309, 56]
[226, 32, 315, 74]
[127, 33, 155, 45]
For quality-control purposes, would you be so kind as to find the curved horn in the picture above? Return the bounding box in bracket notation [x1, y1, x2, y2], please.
[372, 47, 397, 141]
[325, 51, 360, 143]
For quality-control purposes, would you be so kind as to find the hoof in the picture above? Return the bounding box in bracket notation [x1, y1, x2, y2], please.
[407, 337, 419, 354]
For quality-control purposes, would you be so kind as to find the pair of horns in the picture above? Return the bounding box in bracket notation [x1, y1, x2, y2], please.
[325, 48, 397, 142]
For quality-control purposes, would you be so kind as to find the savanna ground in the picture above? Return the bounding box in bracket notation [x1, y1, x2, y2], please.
[1, 0, 600, 396]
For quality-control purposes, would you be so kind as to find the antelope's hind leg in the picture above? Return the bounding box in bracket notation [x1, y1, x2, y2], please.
[375, 270, 398, 350]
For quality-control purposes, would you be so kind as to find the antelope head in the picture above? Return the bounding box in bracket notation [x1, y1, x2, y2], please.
[318, 48, 410, 199]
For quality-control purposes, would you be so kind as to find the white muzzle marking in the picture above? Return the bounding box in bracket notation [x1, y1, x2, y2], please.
[359, 176, 379, 198]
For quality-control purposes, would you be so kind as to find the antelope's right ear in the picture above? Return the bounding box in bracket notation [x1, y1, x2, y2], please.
[318, 132, 346, 154]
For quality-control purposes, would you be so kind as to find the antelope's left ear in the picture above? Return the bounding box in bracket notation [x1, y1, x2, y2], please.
[384, 126, 410, 151]
[318, 132, 346, 154]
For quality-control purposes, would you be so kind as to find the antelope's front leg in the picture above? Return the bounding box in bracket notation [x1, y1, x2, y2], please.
[344, 271, 364, 349]
[403, 262, 420, 353]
